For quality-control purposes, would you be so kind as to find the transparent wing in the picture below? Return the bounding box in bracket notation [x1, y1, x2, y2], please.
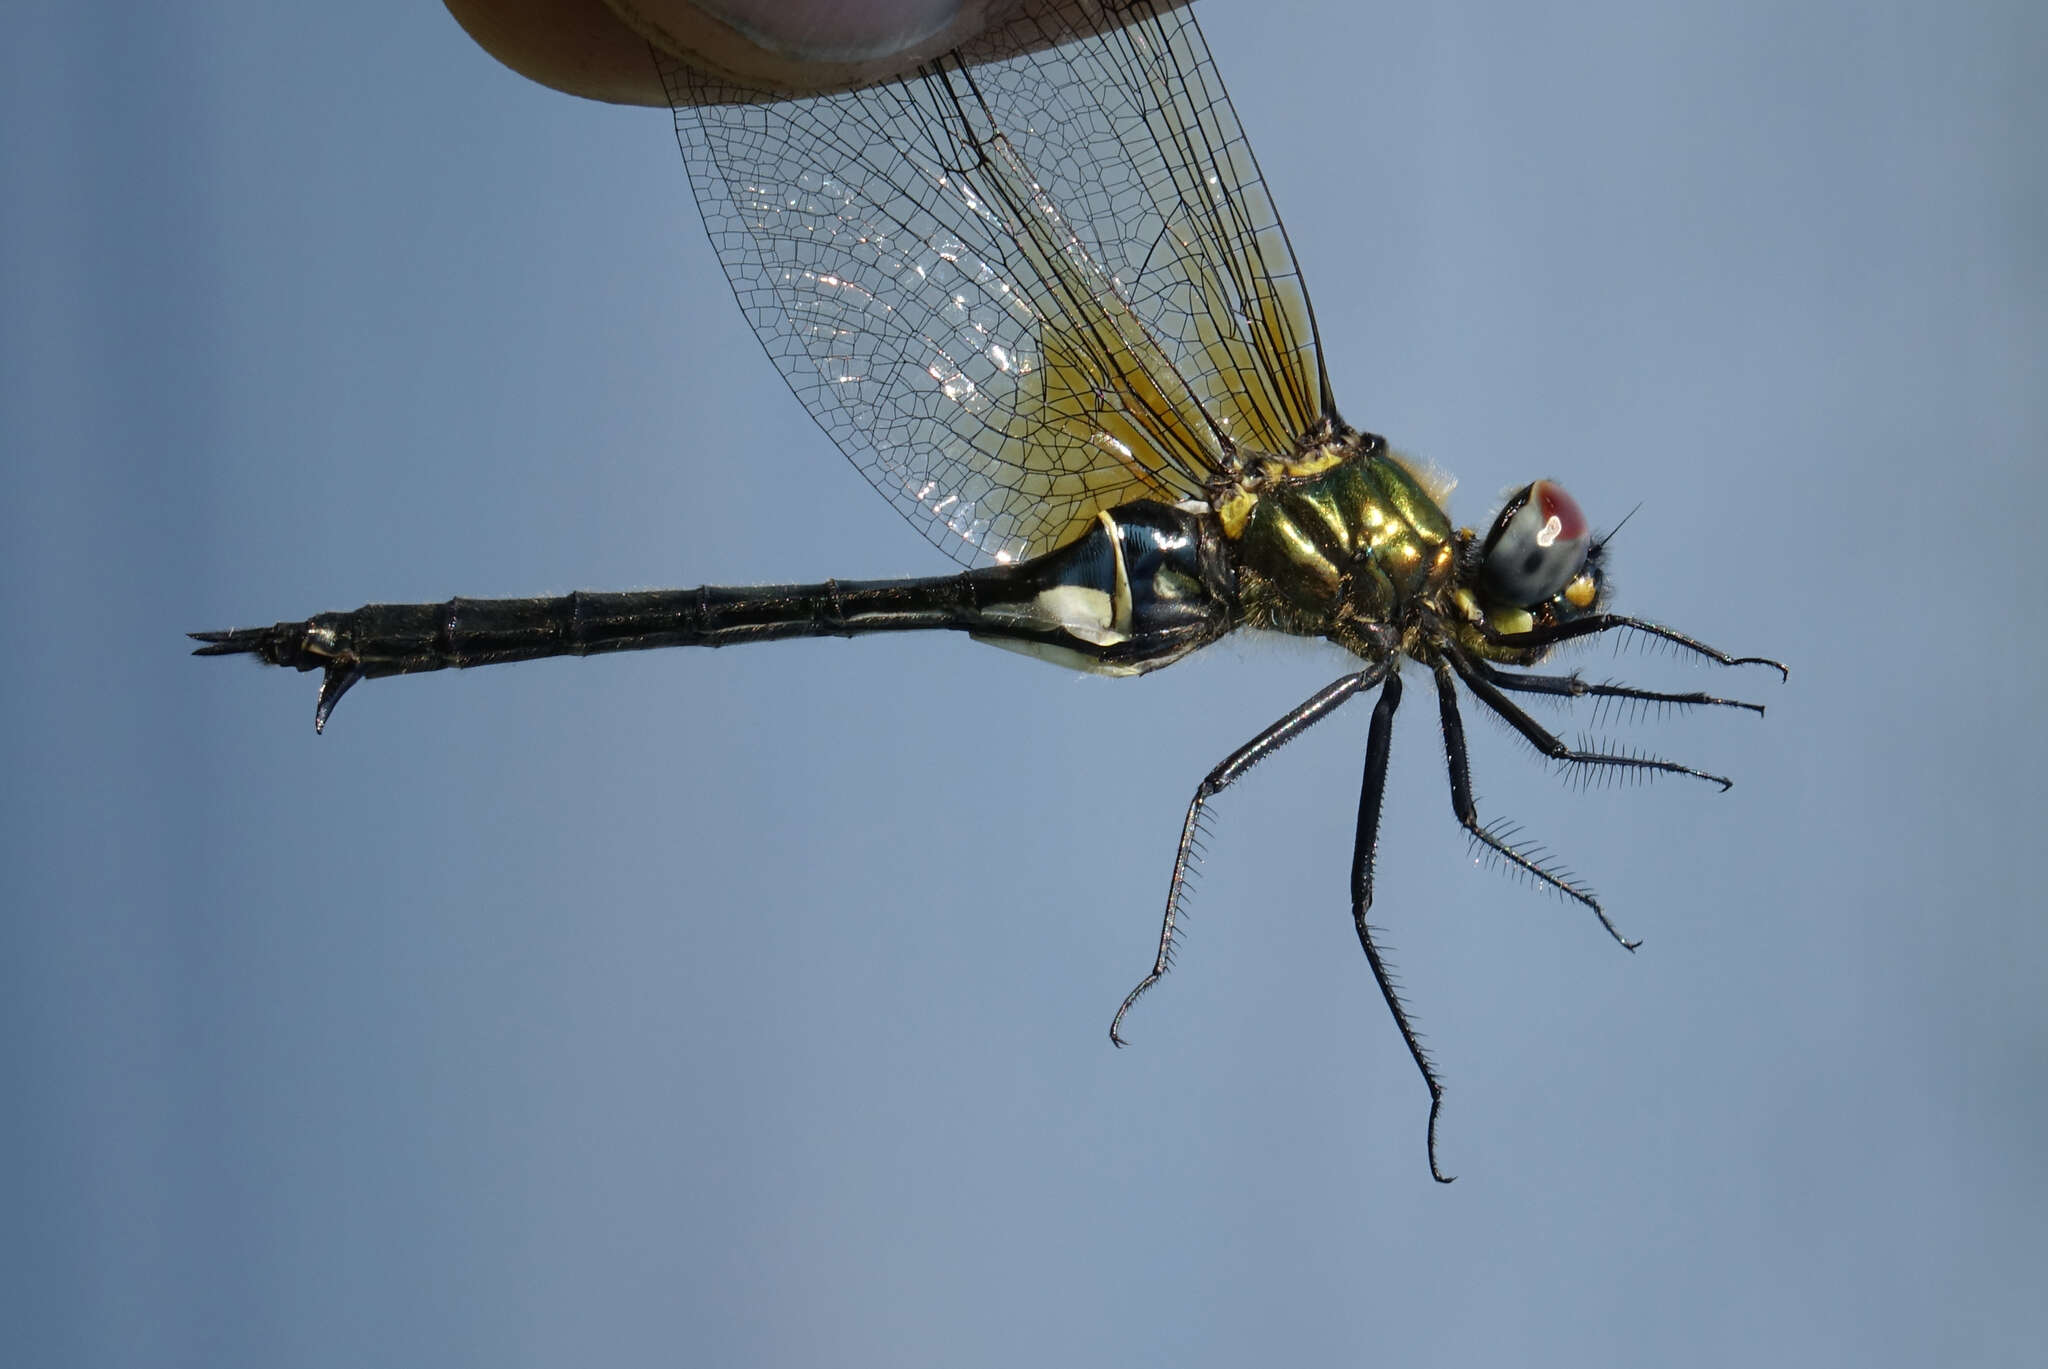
[661, 0, 1333, 568]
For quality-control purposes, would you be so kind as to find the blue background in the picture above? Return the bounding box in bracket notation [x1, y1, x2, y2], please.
[6, 1, 2044, 1364]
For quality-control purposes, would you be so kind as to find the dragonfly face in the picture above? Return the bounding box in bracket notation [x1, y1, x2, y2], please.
[196, 0, 1783, 1182]
[1478, 481, 1598, 613]
[1456, 479, 1612, 665]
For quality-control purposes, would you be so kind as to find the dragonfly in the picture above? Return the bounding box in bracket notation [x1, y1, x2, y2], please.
[194, 0, 1784, 1181]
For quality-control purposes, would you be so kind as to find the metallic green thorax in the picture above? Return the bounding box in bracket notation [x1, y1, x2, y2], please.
[1226, 432, 1459, 660]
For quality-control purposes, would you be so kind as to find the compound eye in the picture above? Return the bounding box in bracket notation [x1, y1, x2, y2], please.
[1481, 480, 1591, 606]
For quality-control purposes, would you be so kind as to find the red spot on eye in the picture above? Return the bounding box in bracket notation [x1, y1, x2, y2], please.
[1534, 482, 1588, 541]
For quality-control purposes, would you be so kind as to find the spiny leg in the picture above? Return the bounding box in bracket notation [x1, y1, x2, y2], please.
[1470, 658, 1767, 718]
[1432, 660, 1639, 951]
[1482, 613, 1789, 679]
[1110, 661, 1393, 1046]
[1440, 640, 1736, 791]
[1347, 674, 1454, 1183]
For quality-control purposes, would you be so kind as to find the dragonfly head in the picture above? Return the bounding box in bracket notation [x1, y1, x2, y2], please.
[1463, 480, 1607, 634]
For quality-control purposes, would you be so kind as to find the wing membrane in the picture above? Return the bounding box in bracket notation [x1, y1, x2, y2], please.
[663, 0, 1331, 567]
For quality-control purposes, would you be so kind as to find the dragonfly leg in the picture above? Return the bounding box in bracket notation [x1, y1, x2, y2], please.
[1432, 660, 1639, 951]
[1482, 613, 1789, 679]
[1110, 660, 1393, 1046]
[1347, 673, 1454, 1183]
[1442, 641, 1735, 791]
[1473, 658, 1767, 718]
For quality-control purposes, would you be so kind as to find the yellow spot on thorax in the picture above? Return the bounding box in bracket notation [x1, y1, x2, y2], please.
[1215, 487, 1258, 538]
